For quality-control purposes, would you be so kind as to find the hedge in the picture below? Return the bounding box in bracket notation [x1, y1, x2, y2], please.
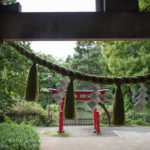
[0, 123, 40, 150]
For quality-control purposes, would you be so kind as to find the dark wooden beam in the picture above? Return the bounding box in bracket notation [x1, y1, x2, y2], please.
[104, 0, 139, 12]
[0, 12, 150, 41]
[96, 0, 105, 12]
[96, 0, 139, 12]
[0, 3, 21, 12]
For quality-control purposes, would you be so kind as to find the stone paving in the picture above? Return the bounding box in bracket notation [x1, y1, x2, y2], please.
[37, 126, 150, 150]
[37, 126, 118, 137]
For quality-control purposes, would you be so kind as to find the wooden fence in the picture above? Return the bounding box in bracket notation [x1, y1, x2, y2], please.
[63, 118, 94, 126]
[3, 113, 150, 126]
[6, 113, 49, 125]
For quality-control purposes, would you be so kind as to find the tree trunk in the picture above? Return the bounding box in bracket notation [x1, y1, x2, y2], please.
[98, 102, 111, 126]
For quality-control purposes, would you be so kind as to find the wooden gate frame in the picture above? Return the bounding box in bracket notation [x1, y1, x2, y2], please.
[0, 0, 150, 40]
[50, 88, 108, 134]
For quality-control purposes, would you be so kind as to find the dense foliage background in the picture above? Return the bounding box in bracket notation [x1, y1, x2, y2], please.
[1, 40, 150, 126]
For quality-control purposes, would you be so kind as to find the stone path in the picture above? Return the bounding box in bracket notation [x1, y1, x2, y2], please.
[37, 126, 150, 150]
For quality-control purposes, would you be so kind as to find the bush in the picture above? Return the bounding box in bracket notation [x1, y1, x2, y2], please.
[135, 118, 149, 126]
[5, 101, 60, 126]
[6, 101, 49, 126]
[126, 113, 150, 126]
[48, 104, 60, 123]
[10, 101, 47, 116]
[100, 117, 108, 126]
[125, 118, 135, 126]
[0, 123, 40, 150]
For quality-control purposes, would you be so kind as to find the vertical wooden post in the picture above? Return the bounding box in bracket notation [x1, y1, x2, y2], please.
[0, 39, 3, 46]
[0, 0, 5, 5]
[96, 0, 104, 12]
[59, 111, 64, 133]
[96, 111, 101, 134]
[93, 109, 97, 133]
[58, 97, 65, 133]
[104, 0, 139, 12]
[61, 97, 65, 111]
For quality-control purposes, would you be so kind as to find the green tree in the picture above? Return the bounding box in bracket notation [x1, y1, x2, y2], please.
[139, 0, 150, 11]
[69, 41, 106, 89]
[101, 41, 150, 77]
[37, 52, 64, 108]
[0, 42, 32, 115]
[65, 41, 107, 112]
[100, 41, 150, 113]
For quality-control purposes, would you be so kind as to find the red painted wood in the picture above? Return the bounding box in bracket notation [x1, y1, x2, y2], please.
[61, 98, 65, 111]
[74, 91, 93, 95]
[93, 109, 97, 132]
[100, 91, 105, 95]
[59, 111, 64, 133]
[75, 97, 91, 101]
[96, 111, 100, 134]
[50, 89, 108, 95]
[100, 97, 105, 101]
[75, 97, 105, 101]
[50, 89, 107, 102]
[51, 89, 58, 94]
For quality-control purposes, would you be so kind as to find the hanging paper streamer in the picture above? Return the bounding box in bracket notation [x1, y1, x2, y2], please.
[87, 100, 97, 111]
[131, 90, 137, 103]
[53, 76, 67, 104]
[134, 83, 148, 112]
[64, 79, 76, 119]
[87, 84, 100, 111]
[25, 63, 39, 101]
[112, 84, 125, 126]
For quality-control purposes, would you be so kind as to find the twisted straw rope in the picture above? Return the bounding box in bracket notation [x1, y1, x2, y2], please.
[7, 41, 150, 85]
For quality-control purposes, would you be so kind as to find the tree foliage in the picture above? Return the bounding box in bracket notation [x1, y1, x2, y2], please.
[67, 41, 107, 89]
[37, 53, 64, 108]
[99, 41, 150, 113]
[139, 0, 150, 11]
[0, 42, 32, 115]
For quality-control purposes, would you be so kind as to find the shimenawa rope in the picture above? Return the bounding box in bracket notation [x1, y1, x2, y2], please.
[7, 41, 150, 85]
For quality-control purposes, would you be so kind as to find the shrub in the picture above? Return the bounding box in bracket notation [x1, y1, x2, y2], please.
[100, 117, 108, 126]
[6, 101, 49, 126]
[126, 113, 150, 126]
[135, 118, 149, 126]
[48, 104, 60, 123]
[5, 101, 60, 126]
[0, 123, 40, 150]
[10, 101, 47, 116]
[125, 118, 135, 126]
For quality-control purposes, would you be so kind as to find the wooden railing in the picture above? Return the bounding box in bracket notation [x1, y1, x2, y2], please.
[63, 118, 94, 126]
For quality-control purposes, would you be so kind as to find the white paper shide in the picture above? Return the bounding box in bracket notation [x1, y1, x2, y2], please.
[53, 76, 67, 104]
[134, 83, 148, 112]
[87, 84, 100, 111]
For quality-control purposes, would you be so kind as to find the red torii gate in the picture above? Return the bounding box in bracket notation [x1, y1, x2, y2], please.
[50, 88, 108, 134]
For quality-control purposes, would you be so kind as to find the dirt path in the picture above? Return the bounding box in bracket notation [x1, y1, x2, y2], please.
[37, 126, 150, 150]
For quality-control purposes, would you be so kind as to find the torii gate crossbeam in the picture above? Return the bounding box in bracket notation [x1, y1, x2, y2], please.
[50, 88, 108, 134]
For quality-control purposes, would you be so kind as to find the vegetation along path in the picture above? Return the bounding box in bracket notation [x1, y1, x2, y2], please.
[37, 126, 150, 150]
